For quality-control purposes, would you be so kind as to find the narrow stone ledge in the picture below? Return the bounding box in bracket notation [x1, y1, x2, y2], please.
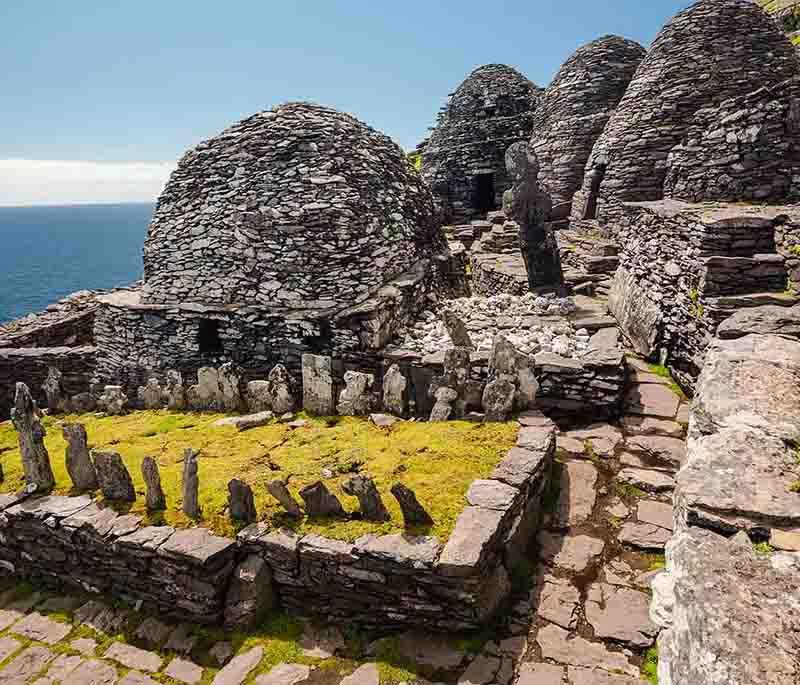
[355, 533, 441, 568]
[436, 506, 505, 577]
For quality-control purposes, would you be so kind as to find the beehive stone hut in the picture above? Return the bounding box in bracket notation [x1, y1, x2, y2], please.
[530, 35, 645, 221]
[421, 65, 541, 224]
[574, 0, 800, 222]
[94, 102, 459, 391]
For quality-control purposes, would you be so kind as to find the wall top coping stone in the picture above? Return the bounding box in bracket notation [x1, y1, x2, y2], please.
[623, 199, 800, 226]
[0, 346, 97, 359]
[354, 533, 441, 567]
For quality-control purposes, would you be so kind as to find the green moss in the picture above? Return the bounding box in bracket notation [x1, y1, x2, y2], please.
[790, 480, 800, 493]
[647, 553, 666, 572]
[646, 364, 687, 400]
[642, 646, 659, 684]
[371, 636, 419, 684]
[754, 542, 775, 556]
[615, 482, 647, 500]
[0, 411, 516, 543]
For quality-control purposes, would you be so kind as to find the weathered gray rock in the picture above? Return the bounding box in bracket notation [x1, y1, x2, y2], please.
[382, 364, 408, 417]
[537, 532, 605, 573]
[535, 624, 637, 677]
[391, 483, 434, 527]
[137, 378, 165, 410]
[165, 658, 204, 685]
[301, 354, 335, 416]
[62, 423, 98, 491]
[187, 366, 243, 412]
[585, 583, 657, 647]
[11, 383, 55, 491]
[105, 642, 162, 672]
[246, 381, 272, 413]
[626, 435, 685, 469]
[256, 663, 312, 685]
[165, 370, 186, 410]
[92, 451, 135, 502]
[182, 448, 200, 518]
[228, 479, 257, 524]
[214, 411, 274, 431]
[299, 481, 346, 517]
[266, 480, 303, 518]
[717, 304, 800, 340]
[337, 371, 374, 416]
[211, 646, 263, 685]
[488, 335, 538, 410]
[430, 386, 458, 422]
[224, 555, 275, 630]
[537, 575, 580, 630]
[266, 364, 297, 415]
[617, 522, 671, 550]
[342, 475, 390, 522]
[430, 347, 472, 418]
[517, 663, 563, 685]
[618, 468, 675, 493]
[482, 377, 516, 422]
[97, 385, 128, 415]
[554, 460, 598, 528]
[0, 647, 56, 683]
[12, 612, 72, 644]
[141, 456, 166, 511]
[442, 309, 474, 349]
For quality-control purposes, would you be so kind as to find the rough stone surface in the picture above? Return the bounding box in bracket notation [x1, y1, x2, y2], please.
[211, 646, 263, 685]
[299, 481, 346, 517]
[10, 382, 55, 491]
[538, 533, 605, 573]
[140, 456, 165, 511]
[584, 583, 657, 647]
[554, 461, 598, 528]
[341, 475, 389, 522]
[255, 663, 312, 685]
[224, 555, 274, 630]
[302, 355, 335, 416]
[266, 481, 303, 518]
[381, 364, 408, 417]
[11, 613, 71, 645]
[227, 479, 257, 524]
[105, 642, 162, 673]
[336, 371, 375, 416]
[62, 423, 98, 491]
[390, 483, 434, 527]
[164, 658, 203, 685]
[92, 451, 136, 502]
[536, 575, 580, 630]
[536, 624, 637, 677]
[182, 448, 200, 518]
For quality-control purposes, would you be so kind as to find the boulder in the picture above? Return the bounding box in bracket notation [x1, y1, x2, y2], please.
[299, 481, 346, 517]
[266, 480, 303, 518]
[382, 364, 408, 417]
[390, 483, 434, 527]
[141, 456, 166, 511]
[302, 354, 335, 416]
[228, 479, 257, 523]
[482, 377, 516, 422]
[337, 371, 375, 416]
[342, 475, 390, 522]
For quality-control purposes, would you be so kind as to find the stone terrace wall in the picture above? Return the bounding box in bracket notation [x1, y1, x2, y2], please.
[0, 346, 96, 419]
[578, 0, 798, 220]
[422, 65, 541, 224]
[608, 199, 800, 381]
[142, 102, 445, 311]
[653, 332, 800, 684]
[530, 35, 645, 221]
[0, 417, 556, 631]
[664, 77, 800, 203]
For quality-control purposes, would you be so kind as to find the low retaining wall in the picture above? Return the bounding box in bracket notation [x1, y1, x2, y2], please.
[0, 346, 97, 419]
[652, 332, 800, 683]
[0, 414, 555, 631]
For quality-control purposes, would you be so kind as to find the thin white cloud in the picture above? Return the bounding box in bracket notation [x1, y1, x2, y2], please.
[0, 159, 175, 207]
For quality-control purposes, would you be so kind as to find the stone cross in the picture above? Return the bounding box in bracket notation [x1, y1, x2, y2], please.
[504, 142, 564, 289]
[182, 448, 200, 519]
[301, 354, 335, 416]
[342, 475, 390, 522]
[429, 387, 458, 422]
[299, 481, 346, 517]
[390, 483, 434, 527]
[266, 480, 304, 519]
[382, 364, 408, 417]
[10, 382, 55, 492]
[337, 371, 375, 416]
[228, 479, 257, 523]
[266, 364, 297, 414]
[62, 423, 98, 491]
[93, 451, 136, 502]
[141, 456, 166, 511]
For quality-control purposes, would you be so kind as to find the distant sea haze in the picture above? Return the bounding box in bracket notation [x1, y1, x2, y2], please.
[0, 203, 154, 323]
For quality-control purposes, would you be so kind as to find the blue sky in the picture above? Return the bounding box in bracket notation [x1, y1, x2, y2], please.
[1, 0, 690, 205]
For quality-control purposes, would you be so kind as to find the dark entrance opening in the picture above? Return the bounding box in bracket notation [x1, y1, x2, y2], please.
[473, 173, 496, 214]
[198, 319, 223, 355]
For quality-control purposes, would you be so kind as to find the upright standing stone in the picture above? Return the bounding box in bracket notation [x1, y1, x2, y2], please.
[246, 381, 272, 413]
[299, 481, 346, 517]
[430, 347, 472, 419]
[41, 367, 64, 414]
[218, 363, 244, 412]
[429, 387, 458, 422]
[62, 423, 98, 490]
[302, 354, 335, 416]
[10, 383, 55, 492]
[93, 451, 136, 502]
[182, 448, 200, 519]
[138, 379, 165, 410]
[141, 456, 166, 511]
[342, 475, 390, 522]
[266, 364, 297, 414]
[442, 310, 474, 349]
[337, 371, 375, 416]
[223, 555, 275, 630]
[382, 364, 408, 417]
[228, 479, 257, 523]
[482, 377, 517, 422]
[266, 480, 304, 518]
[165, 370, 186, 410]
[391, 483, 434, 527]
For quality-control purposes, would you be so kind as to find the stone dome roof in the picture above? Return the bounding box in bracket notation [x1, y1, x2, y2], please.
[141, 102, 443, 311]
[581, 0, 799, 213]
[530, 35, 645, 219]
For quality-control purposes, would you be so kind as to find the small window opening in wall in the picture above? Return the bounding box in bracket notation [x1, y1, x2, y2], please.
[473, 173, 496, 213]
[198, 319, 223, 355]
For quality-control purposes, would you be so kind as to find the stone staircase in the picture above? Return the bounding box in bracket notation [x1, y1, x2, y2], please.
[556, 220, 619, 297]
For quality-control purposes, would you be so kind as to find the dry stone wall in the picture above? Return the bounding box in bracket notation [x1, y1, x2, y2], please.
[577, 0, 799, 220]
[530, 36, 645, 221]
[142, 102, 445, 311]
[422, 65, 541, 223]
[0, 416, 557, 632]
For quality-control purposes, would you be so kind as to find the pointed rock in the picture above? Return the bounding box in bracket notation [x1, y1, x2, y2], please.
[182, 448, 200, 518]
[62, 423, 98, 490]
[141, 456, 166, 511]
[266, 481, 303, 518]
[93, 451, 135, 502]
[11, 382, 55, 492]
[391, 483, 434, 527]
[299, 481, 346, 517]
[228, 479, 257, 523]
[342, 475, 390, 522]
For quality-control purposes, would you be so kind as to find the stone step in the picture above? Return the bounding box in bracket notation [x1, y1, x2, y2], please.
[700, 254, 787, 297]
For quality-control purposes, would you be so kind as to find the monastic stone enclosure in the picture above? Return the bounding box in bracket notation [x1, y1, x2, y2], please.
[575, 0, 800, 221]
[530, 35, 645, 221]
[422, 65, 541, 223]
[94, 103, 463, 396]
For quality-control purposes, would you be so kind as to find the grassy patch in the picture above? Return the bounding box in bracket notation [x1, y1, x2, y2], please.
[615, 482, 647, 500]
[754, 542, 775, 556]
[0, 411, 516, 542]
[647, 364, 686, 400]
[647, 553, 666, 572]
[642, 646, 658, 684]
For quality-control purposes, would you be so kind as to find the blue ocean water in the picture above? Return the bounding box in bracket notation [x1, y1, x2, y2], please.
[0, 203, 153, 323]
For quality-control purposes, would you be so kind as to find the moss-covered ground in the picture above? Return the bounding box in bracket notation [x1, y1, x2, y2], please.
[0, 411, 517, 542]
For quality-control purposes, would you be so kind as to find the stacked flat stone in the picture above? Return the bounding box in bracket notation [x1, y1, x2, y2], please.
[530, 35, 645, 221]
[141, 102, 444, 311]
[576, 0, 799, 221]
[422, 65, 542, 223]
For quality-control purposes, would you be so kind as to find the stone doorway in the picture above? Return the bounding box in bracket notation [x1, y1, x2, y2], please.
[473, 173, 497, 214]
